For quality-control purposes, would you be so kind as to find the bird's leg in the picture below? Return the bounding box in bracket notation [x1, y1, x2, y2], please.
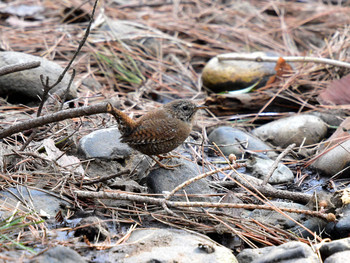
[150, 156, 181, 169]
[157, 153, 181, 160]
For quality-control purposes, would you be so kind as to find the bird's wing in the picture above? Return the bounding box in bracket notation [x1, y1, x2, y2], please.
[121, 118, 178, 145]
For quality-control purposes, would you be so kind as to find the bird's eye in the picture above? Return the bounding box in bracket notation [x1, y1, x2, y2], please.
[182, 105, 189, 111]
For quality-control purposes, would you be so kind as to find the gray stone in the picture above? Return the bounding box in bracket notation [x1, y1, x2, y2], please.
[78, 128, 132, 159]
[292, 217, 328, 239]
[0, 186, 69, 219]
[334, 207, 350, 238]
[319, 237, 350, 261]
[312, 139, 350, 177]
[30, 246, 86, 263]
[237, 241, 318, 263]
[147, 158, 216, 202]
[252, 114, 328, 148]
[208, 126, 274, 157]
[0, 51, 77, 104]
[116, 228, 237, 263]
[325, 251, 350, 263]
[246, 156, 294, 184]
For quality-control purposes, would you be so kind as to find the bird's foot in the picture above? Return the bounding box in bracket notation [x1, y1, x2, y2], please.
[151, 156, 181, 170]
[157, 154, 181, 161]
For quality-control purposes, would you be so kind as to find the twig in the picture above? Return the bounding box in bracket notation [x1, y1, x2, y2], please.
[165, 165, 242, 200]
[262, 143, 296, 185]
[0, 61, 41, 76]
[217, 55, 350, 69]
[48, 0, 99, 90]
[75, 190, 334, 221]
[0, 102, 110, 139]
[214, 180, 312, 204]
[77, 169, 131, 185]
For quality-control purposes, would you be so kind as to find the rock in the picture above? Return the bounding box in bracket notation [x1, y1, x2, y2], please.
[312, 139, 350, 177]
[0, 186, 69, 219]
[0, 51, 77, 104]
[324, 251, 350, 263]
[249, 201, 308, 228]
[147, 158, 216, 202]
[311, 118, 350, 176]
[78, 128, 132, 159]
[237, 241, 318, 263]
[319, 237, 350, 260]
[252, 114, 328, 148]
[115, 228, 237, 263]
[208, 126, 274, 158]
[291, 217, 328, 239]
[30, 246, 86, 263]
[333, 205, 350, 238]
[74, 216, 109, 242]
[202, 52, 277, 93]
[246, 156, 294, 184]
[78, 128, 151, 181]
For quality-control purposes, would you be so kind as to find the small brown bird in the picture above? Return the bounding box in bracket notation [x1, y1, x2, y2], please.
[107, 99, 205, 167]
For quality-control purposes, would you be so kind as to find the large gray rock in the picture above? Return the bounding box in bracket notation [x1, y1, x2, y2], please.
[147, 158, 216, 202]
[312, 139, 350, 177]
[116, 228, 237, 263]
[208, 126, 274, 157]
[237, 241, 318, 263]
[78, 128, 132, 159]
[0, 51, 76, 104]
[0, 186, 69, 219]
[252, 114, 328, 148]
[31, 246, 86, 263]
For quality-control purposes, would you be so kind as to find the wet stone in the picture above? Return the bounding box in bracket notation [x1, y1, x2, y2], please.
[208, 126, 274, 158]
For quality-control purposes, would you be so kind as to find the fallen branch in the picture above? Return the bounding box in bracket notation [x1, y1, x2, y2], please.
[0, 102, 110, 139]
[217, 55, 350, 69]
[75, 190, 334, 221]
[0, 61, 41, 76]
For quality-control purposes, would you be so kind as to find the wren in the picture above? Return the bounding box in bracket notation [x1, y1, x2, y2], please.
[107, 100, 205, 166]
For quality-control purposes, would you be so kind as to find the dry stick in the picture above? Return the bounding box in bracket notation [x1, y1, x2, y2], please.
[77, 169, 131, 185]
[262, 143, 296, 185]
[19, 0, 98, 149]
[49, 0, 99, 90]
[0, 61, 41, 76]
[75, 190, 332, 221]
[0, 102, 109, 139]
[217, 55, 350, 69]
[214, 180, 312, 204]
[164, 165, 239, 200]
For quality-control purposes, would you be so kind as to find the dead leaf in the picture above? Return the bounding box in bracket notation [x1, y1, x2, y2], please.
[318, 73, 350, 105]
[265, 57, 293, 86]
[43, 138, 84, 176]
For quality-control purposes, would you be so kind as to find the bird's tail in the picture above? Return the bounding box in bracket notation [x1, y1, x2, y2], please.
[106, 103, 135, 135]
